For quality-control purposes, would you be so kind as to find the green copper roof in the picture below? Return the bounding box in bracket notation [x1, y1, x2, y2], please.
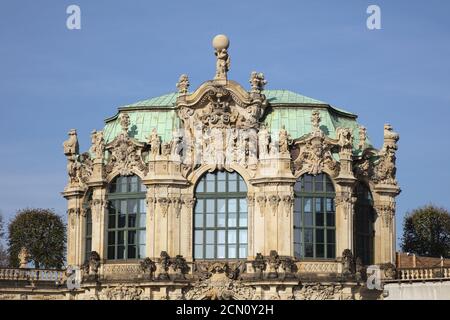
[263, 90, 326, 105]
[119, 92, 179, 109]
[104, 110, 180, 144]
[105, 89, 368, 152]
[117, 90, 354, 114]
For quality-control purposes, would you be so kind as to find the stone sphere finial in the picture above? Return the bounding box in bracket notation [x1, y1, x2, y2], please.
[212, 34, 230, 50]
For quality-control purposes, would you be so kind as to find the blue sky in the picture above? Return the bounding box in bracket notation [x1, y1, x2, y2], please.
[0, 0, 449, 248]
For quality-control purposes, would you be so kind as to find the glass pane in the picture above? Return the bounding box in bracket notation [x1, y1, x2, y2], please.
[294, 243, 302, 258]
[139, 214, 146, 228]
[138, 245, 146, 259]
[196, 181, 204, 193]
[239, 179, 247, 192]
[206, 181, 215, 192]
[108, 246, 115, 259]
[239, 230, 247, 244]
[120, 200, 127, 214]
[316, 243, 324, 258]
[195, 214, 203, 228]
[206, 173, 215, 181]
[316, 212, 324, 226]
[327, 244, 335, 259]
[327, 230, 335, 244]
[326, 198, 334, 212]
[206, 230, 215, 244]
[294, 228, 302, 243]
[228, 199, 237, 212]
[108, 215, 116, 229]
[327, 212, 335, 227]
[128, 245, 137, 259]
[128, 214, 137, 228]
[117, 245, 125, 259]
[228, 180, 237, 192]
[195, 230, 203, 244]
[206, 214, 215, 227]
[304, 198, 312, 212]
[304, 228, 313, 243]
[195, 200, 204, 213]
[315, 198, 323, 212]
[206, 199, 214, 213]
[217, 199, 226, 212]
[294, 181, 302, 192]
[140, 199, 146, 214]
[304, 181, 313, 192]
[128, 231, 136, 245]
[118, 213, 126, 228]
[217, 245, 226, 259]
[138, 230, 146, 245]
[217, 230, 226, 244]
[315, 175, 324, 191]
[194, 245, 203, 259]
[228, 245, 237, 259]
[294, 212, 301, 227]
[239, 213, 248, 227]
[239, 199, 247, 212]
[217, 180, 226, 192]
[239, 245, 247, 258]
[217, 214, 226, 227]
[117, 231, 125, 244]
[205, 245, 214, 259]
[217, 171, 226, 181]
[304, 243, 313, 257]
[130, 181, 138, 193]
[228, 213, 237, 227]
[326, 181, 334, 192]
[316, 229, 324, 243]
[294, 198, 301, 212]
[228, 230, 237, 244]
[108, 231, 115, 245]
[304, 211, 313, 226]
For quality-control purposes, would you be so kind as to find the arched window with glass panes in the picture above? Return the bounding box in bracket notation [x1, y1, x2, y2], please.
[294, 174, 336, 259]
[106, 175, 147, 260]
[353, 182, 375, 265]
[194, 171, 248, 260]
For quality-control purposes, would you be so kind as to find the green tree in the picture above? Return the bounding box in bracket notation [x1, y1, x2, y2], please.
[8, 208, 66, 269]
[401, 205, 450, 258]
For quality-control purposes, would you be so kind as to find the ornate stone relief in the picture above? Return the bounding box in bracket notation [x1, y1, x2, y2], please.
[375, 199, 396, 228]
[291, 111, 341, 177]
[353, 124, 399, 187]
[104, 113, 147, 177]
[293, 283, 347, 300]
[63, 130, 93, 189]
[185, 262, 256, 300]
[101, 284, 143, 300]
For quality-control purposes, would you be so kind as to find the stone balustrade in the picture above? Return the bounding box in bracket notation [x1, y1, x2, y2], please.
[0, 268, 65, 283]
[397, 267, 450, 281]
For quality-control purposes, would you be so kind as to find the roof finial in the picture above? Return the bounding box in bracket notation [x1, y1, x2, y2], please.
[212, 34, 230, 83]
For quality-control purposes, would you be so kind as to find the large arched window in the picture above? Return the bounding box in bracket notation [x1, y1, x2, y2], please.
[194, 171, 248, 260]
[107, 175, 147, 260]
[353, 182, 375, 265]
[294, 174, 336, 259]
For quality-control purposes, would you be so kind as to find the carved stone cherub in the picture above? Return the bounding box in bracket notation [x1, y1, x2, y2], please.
[176, 74, 190, 95]
[63, 129, 79, 156]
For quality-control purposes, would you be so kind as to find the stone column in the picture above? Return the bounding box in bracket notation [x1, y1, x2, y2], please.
[63, 188, 84, 266]
[180, 196, 195, 260]
[146, 187, 156, 259]
[90, 186, 107, 260]
[247, 194, 255, 258]
[373, 186, 398, 264]
[334, 180, 356, 258]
